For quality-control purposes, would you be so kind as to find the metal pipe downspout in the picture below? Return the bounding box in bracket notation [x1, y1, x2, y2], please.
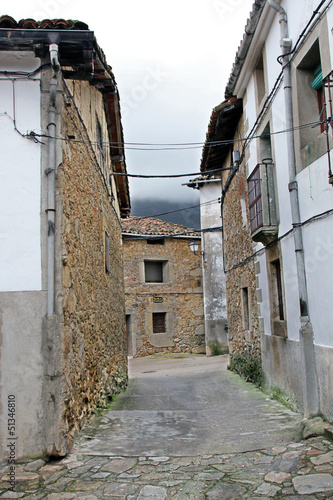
[46, 43, 60, 317]
[267, 0, 319, 417]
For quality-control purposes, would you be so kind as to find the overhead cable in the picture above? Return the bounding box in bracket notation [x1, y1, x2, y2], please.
[130, 197, 220, 219]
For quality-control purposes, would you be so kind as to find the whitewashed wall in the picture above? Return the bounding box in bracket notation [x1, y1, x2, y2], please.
[0, 52, 45, 460]
[199, 180, 228, 350]
[0, 52, 42, 292]
[242, 1, 333, 348]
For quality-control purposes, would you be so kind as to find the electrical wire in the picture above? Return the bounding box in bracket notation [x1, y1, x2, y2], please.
[18, 119, 325, 151]
[0, 63, 51, 78]
[131, 197, 220, 219]
[225, 208, 333, 274]
[110, 167, 232, 178]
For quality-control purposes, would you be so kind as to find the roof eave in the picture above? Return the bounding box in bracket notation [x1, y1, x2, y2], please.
[224, 0, 272, 100]
[122, 233, 201, 239]
[0, 19, 131, 214]
[200, 98, 243, 173]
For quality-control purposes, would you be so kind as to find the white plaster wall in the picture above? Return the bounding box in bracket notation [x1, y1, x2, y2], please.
[0, 291, 46, 460]
[244, 76, 258, 174]
[327, 5, 333, 68]
[297, 153, 333, 221]
[243, 1, 333, 347]
[280, 235, 302, 342]
[0, 52, 45, 461]
[302, 219, 333, 348]
[200, 181, 227, 322]
[283, 0, 321, 46]
[264, 7, 283, 90]
[0, 52, 42, 292]
[297, 155, 333, 347]
[271, 91, 294, 237]
[256, 250, 271, 335]
[200, 181, 221, 228]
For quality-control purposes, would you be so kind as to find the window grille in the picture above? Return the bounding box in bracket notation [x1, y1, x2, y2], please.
[153, 312, 166, 333]
[248, 164, 263, 234]
[247, 159, 277, 243]
[322, 70, 333, 182]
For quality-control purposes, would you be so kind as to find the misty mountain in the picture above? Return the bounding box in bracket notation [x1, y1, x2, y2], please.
[130, 198, 201, 230]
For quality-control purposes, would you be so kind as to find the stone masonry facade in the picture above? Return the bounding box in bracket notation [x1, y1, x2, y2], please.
[52, 77, 128, 450]
[222, 119, 261, 364]
[122, 218, 205, 357]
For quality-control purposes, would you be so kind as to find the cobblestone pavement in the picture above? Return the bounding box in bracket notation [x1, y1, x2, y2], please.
[1, 355, 333, 499]
[1, 435, 333, 499]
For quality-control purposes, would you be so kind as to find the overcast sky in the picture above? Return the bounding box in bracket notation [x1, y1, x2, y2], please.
[8, 0, 254, 205]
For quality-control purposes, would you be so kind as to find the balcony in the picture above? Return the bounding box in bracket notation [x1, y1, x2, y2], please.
[247, 160, 278, 245]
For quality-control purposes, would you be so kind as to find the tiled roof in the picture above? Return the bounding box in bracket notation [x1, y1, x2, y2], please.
[0, 15, 131, 217]
[121, 217, 199, 237]
[224, 0, 266, 99]
[0, 15, 88, 30]
[200, 98, 242, 172]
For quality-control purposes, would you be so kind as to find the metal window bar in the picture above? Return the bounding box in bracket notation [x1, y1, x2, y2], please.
[247, 160, 275, 235]
[322, 70, 333, 180]
[153, 312, 166, 333]
[248, 164, 263, 234]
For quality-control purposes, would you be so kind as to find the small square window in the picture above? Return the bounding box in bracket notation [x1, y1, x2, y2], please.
[153, 312, 166, 333]
[145, 261, 164, 282]
[147, 238, 165, 245]
[271, 259, 284, 321]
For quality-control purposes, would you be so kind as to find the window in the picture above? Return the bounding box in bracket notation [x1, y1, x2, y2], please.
[254, 53, 267, 108]
[313, 64, 326, 133]
[259, 122, 272, 160]
[295, 39, 327, 167]
[248, 165, 262, 234]
[247, 160, 277, 244]
[145, 261, 165, 282]
[147, 238, 165, 245]
[96, 117, 105, 173]
[241, 287, 250, 330]
[105, 229, 110, 273]
[267, 247, 287, 337]
[153, 312, 166, 333]
[271, 259, 284, 322]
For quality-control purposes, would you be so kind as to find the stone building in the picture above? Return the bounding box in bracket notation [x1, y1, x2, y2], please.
[0, 16, 130, 461]
[201, 0, 333, 420]
[122, 217, 205, 357]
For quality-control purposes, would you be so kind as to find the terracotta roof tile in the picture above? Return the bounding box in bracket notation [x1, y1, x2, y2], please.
[121, 217, 199, 237]
[0, 15, 89, 30]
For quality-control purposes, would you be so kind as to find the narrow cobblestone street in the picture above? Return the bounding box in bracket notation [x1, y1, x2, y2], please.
[1, 355, 333, 499]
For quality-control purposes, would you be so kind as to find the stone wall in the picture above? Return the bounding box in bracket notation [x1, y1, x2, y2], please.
[54, 78, 128, 449]
[123, 237, 205, 356]
[222, 137, 261, 362]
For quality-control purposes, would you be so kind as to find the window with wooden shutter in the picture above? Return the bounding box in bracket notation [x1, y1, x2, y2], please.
[153, 312, 166, 333]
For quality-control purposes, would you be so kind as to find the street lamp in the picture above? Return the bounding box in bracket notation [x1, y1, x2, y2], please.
[189, 241, 204, 257]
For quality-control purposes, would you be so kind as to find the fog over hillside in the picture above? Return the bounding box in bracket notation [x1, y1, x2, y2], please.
[130, 198, 201, 230]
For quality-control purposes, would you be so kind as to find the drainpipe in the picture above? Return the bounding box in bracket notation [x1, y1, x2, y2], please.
[46, 42, 60, 317]
[267, 0, 319, 417]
